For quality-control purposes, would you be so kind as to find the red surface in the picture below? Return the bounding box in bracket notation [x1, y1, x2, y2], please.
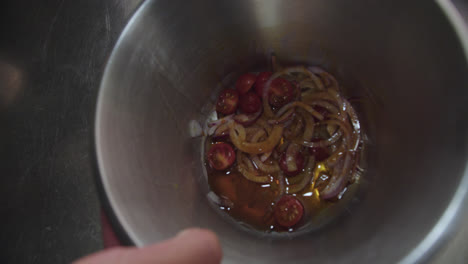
[101, 210, 121, 248]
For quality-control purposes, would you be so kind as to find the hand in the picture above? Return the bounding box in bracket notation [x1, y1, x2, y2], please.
[73, 228, 222, 264]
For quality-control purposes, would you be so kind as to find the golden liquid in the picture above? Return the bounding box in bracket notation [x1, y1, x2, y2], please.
[205, 139, 338, 233]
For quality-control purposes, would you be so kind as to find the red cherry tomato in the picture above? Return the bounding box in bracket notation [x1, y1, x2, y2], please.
[207, 142, 236, 170]
[216, 89, 239, 115]
[279, 150, 305, 177]
[254, 71, 272, 97]
[274, 195, 304, 227]
[268, 78, 295, 108]
[235, 73, 257, 94]
[309, 147, 330, 162]
[239, 92, 262, 114]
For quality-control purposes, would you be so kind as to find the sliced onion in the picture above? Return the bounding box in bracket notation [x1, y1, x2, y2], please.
[327, 88, 347, 121]
[277, 171, 286, 196]
[252, 155, 280, 173]
[242, 155, 255, 171]
[276, 101, 324, 121]
[285, 143, 300, 171]
[212, 121, 231, 139]
[277, 140, 289, 154]
[207, 114, 234, 135]
[207, 114, 234, 128]
[233, 108, 262, 126]
[343, 99, 361, 151]
[286, 66, 325, 91]
[283, 113, 304, 140]
[229, 122, 284, 154]
[320, 118, 355, 199]
[268, 108, 295, 125]
[299, 79, 320, 91]
[237, 151, 271, 183]
[327, 124, 338, 136]
[286, 172, 304, 185]
[298, 130, 342, 148]
[309, 100, 339, 114]
[303, 100, 340, 135]
[291, 114, 304, 138]
[249, 130, 280, 173]
[231, 122, 246, 141]
[344, 99, 360, 133]
[308, 66, 340, 90]
[260, 151, 272, 162]
[282, 118, 294, 129]
[245, 125, 263, 136]
[297, 119, 349, 148]
[256, 118, 273, 135]
[325, 145, 345, 166]
[286, 157, 315, 194]
[301, 111, 315, 141]
[321, 151, 354, 199]
[250, 129, 266, 142]
[301, 91, 336, 104]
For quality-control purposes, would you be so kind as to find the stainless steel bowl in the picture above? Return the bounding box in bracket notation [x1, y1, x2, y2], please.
[95, 0, 468, 263]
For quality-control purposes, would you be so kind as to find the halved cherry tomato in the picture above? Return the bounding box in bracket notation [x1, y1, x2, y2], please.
[235, 73, 257, 94]
[309, 146, 330, 162]
[216, 89, 239, 115]
[274, 195, 304, 227]
[279, 150, 305, 177]
[268, 78, 295, 108]
[207, 142, 236, 170]
[239, 92, 262, 114]
[254, 71, 272, 97]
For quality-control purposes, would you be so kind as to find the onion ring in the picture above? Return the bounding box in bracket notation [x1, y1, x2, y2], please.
[234, 108, 263, 126]
[236, 150, 271, 183]
[300, 111, 315, 141]
[207, 114, 233, 127]
[260, 151, 272, 162]
[256, 118, 273, 135]
[231, 122, 246, 141]
[252, 155, 280, 173]
[276, 101, 324, 120]
[285, 143, 301, 171]
[286, 157, 315, 194]
[308, 66, 340, 90]
[249, 130, 280, 173]
[296, 119, 349, 148]
[268, 108, 295, 125]
[321, 151, 354, 199]
[212, 121, 232, 139]
[229, 122, 284, 154]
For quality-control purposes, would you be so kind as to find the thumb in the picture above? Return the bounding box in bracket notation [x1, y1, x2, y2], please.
[73, 228, 223, 264]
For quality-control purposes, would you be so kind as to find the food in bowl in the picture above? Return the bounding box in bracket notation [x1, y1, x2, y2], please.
[203, 57, 364, 233]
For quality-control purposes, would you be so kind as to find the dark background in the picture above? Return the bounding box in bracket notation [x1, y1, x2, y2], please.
[0, 0, 142, 263]
[0, 0, 467, 263]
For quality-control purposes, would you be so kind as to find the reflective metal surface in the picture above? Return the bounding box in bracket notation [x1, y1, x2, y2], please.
[1, 0, 467, 263]
[96, 0, 468, 263]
